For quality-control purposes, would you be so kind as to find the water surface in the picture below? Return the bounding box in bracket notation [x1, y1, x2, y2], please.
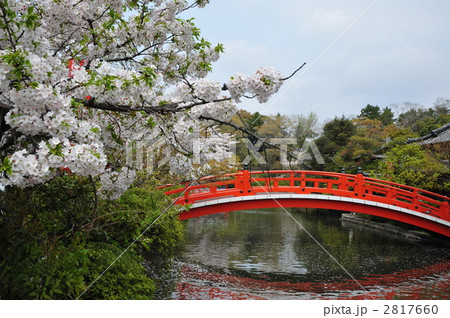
[171, 208, 450, 300]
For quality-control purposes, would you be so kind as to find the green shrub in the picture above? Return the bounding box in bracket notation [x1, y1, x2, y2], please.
[81, 243, 155, 300]
[94, 185, 183, 256]
[0, 176, 183, 299]
[0, 243, 87, 299]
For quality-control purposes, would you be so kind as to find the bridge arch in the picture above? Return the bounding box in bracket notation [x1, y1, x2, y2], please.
[161, 170, 450, 237]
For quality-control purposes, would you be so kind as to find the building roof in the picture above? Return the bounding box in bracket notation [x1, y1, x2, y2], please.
[407, 122, 450, 145]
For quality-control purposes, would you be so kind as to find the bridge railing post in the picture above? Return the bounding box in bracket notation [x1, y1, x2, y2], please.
[412, 188, 419, 209]
[183, 182, 190, 203]
[338, 174, 346, 192]
[242, 169, 252, 195]
[440, 199, 450, 221]
[355, 169, 365, 198]
[300, 173, 306, 192]
[235, 170, 243, 195]
[273, 179, 279, 191]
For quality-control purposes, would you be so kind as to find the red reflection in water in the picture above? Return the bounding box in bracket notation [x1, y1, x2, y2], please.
[175, 282, 266, 300]
[173, 261, 450, 300]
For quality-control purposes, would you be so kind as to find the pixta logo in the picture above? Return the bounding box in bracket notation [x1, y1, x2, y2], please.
[239, 137, 325, 167]
[126, 137, 324, 172]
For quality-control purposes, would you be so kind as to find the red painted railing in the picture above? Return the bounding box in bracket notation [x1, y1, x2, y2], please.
[162, 170, 450, 224]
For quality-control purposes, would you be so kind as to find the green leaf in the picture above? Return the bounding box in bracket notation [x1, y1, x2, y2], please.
[146, 117, 156, 128]
[140, 67, 156, 88]
[0, 156, 13, 174]
[214, 43, 224, 53]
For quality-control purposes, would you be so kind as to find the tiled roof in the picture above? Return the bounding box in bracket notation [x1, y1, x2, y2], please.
[407, 122, 450, 145]
[420, 128, 450, 145]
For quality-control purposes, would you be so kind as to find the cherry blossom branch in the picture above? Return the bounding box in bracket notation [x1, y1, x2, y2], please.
[0, 5, 16, 50]
[0, 129, 22, 152]
[0, 100, 12, 110]
[80, 96, 233, 114]
[0, 0, 301, 191]
[280, 62, 306, 81]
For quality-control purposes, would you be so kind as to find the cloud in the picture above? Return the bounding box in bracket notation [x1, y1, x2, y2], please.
[258, 44, 450, 121]
[212, 40, 277, 78]
[341, 45, 450, 97]
[191, 0, 450, 121]
[304, 7, 354, 34]
[279, 0, 368, 37]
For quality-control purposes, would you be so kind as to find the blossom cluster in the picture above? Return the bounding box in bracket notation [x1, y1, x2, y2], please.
[5, 86, 98, 142]
[191, 100, 237, 122]
[177, 79, 222, 103]
[99, 167, 136, 201]
[2, 138, 106, 187]
[227, 67, 284, 103]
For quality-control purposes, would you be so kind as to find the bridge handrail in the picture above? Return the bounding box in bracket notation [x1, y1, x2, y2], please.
[180, 170, 444, 198]
[243, 170, 449, 203]
[162, 170, 449, 222]
[246, 170, 448, 197]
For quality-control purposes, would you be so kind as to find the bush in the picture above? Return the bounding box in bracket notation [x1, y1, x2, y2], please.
[376, 144, 449, 194]
[0, 175, 183, 299]
[0, 242, 87, 299]
[81, 243, 155, 300]
[92, 185, 183, 256]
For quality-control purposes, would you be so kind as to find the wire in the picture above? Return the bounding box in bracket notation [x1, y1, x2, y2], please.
[250, 177, 376, 300]
[76, 175, 203, 300]
[251, 0, 380, 126]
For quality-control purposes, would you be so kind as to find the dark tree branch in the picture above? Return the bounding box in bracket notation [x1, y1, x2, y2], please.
[280, 62, 306, 81]
[220, 63, 306, 97]
[0, 129, 22, 152]
[52, 27, 82, 57]
[0, 100, 12, 111]
[80, 96, 232, 114]
[0, 5, 17, 50]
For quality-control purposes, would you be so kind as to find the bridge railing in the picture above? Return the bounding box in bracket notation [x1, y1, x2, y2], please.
[162, 170, 449, 222]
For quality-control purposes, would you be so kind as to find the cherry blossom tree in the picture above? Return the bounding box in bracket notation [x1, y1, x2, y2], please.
[0, 0, 293, 198]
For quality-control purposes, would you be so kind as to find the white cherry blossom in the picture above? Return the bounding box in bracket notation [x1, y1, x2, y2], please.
[0, 0, 286, 199]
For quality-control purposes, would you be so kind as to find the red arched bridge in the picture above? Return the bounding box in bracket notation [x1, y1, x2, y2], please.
[161, 170, 450, 237]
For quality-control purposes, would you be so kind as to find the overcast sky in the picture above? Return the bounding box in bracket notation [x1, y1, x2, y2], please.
[189, 0, 450, 123]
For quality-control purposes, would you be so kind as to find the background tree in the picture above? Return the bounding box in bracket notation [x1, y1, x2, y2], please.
[337, 118, 387, 172]
[358, 104, 394, 126]
[256, 113, 291, 138]
[245, 111, 266, 133]
[312, 116, 356, 171]
[291, 111, 319, 146]
[396, 98, 450, 135]
[379, 107, 395, 126]
[376, 143, 449, 194]
[254, 113, 292, 169]
[312, 101, 449, 191]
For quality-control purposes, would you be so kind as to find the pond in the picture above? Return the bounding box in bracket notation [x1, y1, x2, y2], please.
[169, 208, 450, 300]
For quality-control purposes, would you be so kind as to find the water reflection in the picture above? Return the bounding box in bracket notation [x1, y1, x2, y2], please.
[172, 208, 450, 300]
